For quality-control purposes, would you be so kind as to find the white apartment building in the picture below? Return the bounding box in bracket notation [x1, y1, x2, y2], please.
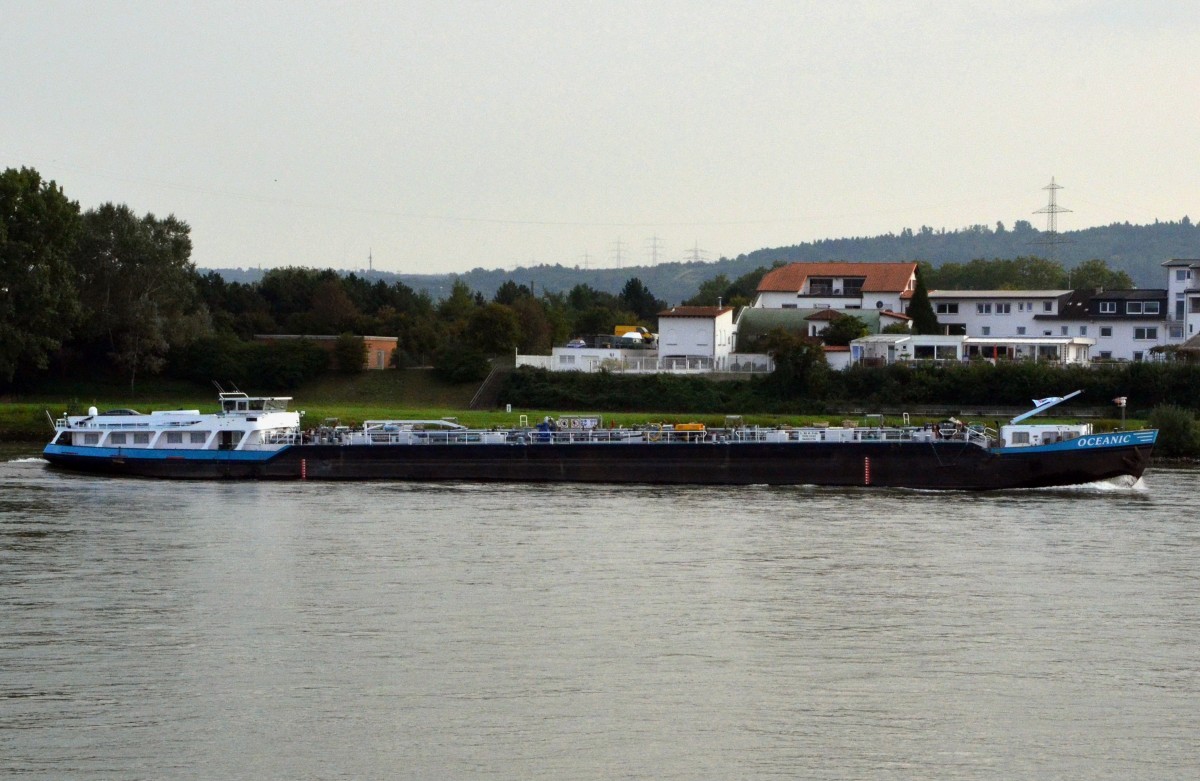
[1163, 258, 1200, 337]
[925, 290, 1070, 337]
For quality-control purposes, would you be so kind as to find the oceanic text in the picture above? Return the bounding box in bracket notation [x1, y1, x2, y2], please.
[1076, 434, 1133, 448]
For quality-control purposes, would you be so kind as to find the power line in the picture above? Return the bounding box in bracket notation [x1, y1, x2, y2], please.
[644, 234, 664, 266]
[611, 238, 627, 270]
[684, 240, 708, 264]
[1032, 176, 1073, 266]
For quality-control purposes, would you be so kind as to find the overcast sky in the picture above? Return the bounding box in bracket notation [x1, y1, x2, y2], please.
[5, 1, 1198, 275]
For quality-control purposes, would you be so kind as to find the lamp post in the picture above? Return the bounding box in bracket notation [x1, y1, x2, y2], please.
[1113, 396, 1127, 429]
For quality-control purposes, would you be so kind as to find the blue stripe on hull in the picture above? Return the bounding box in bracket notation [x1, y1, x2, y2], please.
[42, 444, 287, 462]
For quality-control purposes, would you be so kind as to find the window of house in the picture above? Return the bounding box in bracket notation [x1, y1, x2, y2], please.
[809, 278, 833, 295]
[976, 303, 992, 315]
[935, 303, 958, 315]
[981, 326, 991, 336]
[996, 303, 1011, 314]
[1043, 301, 1053, 312]
[1178, 269, 1188, 281]
[1191, 298, 1200, 314]
[1061, 326, 1069, 335]
[1143, 301, 1160, 314]
[1134, 351, 1144, 361]
[1018, 302, 1027, 312]
[1080, 326, 1088, 336]
[1099, 301, 1117, 314]
[1134, 327, 1158, 340]
[781, 303, 798, 309]
[1170, 325, 1184, 339]
[1127, 302, 1143, 314]
[1016, 326, 1026, 335]
[1100, 326, 1112, 337]
[559, 354, 575, 365]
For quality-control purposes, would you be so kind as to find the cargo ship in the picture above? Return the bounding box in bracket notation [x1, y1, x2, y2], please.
[41, 391, 1156, 490]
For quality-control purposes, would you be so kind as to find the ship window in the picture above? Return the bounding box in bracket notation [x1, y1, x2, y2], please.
[166, 432, 183, 444]
[133, 432, 150, 444]
[189, 431, 208, 444]
[109, 432, 127, 445]
[1011, 431, 1030, 445]
[84, 433, 100, 445]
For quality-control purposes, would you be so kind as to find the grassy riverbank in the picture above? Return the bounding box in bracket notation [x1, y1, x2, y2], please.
[2, 368, 1139, 442]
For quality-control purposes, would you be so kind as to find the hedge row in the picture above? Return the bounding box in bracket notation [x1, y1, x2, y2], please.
[501, 362, 1200, 416]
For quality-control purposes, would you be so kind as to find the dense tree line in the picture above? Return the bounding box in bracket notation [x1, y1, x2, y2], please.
[1, 167, 671, 390]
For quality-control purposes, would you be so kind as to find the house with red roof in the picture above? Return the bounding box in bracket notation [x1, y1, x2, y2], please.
[753, 262, 918, 314]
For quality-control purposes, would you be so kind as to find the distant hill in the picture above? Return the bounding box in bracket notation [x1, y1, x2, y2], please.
[204, 218, 1200, 303]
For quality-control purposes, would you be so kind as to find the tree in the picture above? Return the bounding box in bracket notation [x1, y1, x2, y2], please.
[465, 302, 521, 355]
[0, 167, 81, 383]
[309, 278, 360, 333]
[1068, 258, 1134, 290]
[619, 277, 665, 321]
[684, 274, 731, 307]
[821, 314, 869, 346]
[72, 203, 206, 389]
[333, 333, 366, 373]
[758, 327, 828, 394]
[493, 280, 533, 305]
[907, 266, 940, 335]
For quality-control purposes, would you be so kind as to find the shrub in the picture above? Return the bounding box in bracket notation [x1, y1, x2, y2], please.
[1146, 405, 1200, 458]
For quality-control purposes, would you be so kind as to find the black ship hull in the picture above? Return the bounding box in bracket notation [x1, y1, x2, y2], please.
[42, 438, 1155, 491]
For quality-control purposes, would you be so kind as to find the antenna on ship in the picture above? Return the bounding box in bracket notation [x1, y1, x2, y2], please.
[1032, 177, 1073, 275]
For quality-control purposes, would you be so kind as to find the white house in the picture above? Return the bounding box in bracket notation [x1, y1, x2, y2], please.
[656, 306, 736, 370]
[752, 262, 917, 313]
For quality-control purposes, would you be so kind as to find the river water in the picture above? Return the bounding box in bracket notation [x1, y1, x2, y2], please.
[2, 446, 1198, 780]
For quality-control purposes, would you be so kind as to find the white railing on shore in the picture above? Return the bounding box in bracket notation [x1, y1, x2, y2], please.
[515, 352, 774, 374]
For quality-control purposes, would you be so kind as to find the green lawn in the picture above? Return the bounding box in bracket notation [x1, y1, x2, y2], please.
[1, 369, 1141, 443]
